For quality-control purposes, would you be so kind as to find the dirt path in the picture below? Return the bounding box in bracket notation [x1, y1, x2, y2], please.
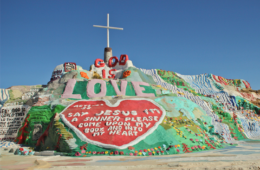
[1, 141, 260, 170]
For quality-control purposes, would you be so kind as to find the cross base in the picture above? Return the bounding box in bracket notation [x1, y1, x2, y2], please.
[104, 47, 112, 63]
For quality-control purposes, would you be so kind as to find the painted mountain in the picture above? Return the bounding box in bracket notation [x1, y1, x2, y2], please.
[1, 55, 259, 156]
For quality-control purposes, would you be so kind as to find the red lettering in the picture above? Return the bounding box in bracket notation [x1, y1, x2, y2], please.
[119, 54, 129, 65]
[102, 69, 106, 78]
[108, 69, 117, 79]
[95, 59, 105, 68]
[108, 56, 118, 67]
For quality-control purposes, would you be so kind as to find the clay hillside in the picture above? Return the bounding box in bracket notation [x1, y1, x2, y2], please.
[0, 55, 259, 157]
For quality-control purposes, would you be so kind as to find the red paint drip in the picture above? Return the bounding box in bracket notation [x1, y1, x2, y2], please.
[36, 121, 52, 146]
[16, 115, 30, 144]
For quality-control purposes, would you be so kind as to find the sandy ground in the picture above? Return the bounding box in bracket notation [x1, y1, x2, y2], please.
[1, 140, 260, 170]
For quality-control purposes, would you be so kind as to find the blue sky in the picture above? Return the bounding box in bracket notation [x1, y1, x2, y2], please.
[1, 0, 259, 89]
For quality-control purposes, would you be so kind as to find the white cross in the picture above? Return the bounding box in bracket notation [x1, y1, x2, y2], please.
[93, 13, 123, 47]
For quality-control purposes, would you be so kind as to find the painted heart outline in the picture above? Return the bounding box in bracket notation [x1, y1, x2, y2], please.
[59, 98, 166, 149]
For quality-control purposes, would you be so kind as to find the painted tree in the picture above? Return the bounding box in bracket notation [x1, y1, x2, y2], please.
[15, 115, 30, 144]
[36, 121, 52, 146]
[205, 140, 216, 149]
[182, 143, 192, 153]
[80, 143, 88, 150]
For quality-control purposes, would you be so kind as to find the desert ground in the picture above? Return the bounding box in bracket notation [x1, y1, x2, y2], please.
[1, 140, 260, 170]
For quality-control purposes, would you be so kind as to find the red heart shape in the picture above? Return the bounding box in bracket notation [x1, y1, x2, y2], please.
[60, 99, 166, 149]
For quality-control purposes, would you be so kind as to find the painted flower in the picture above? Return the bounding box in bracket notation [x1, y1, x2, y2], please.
[114, 151, 119, 155]
[151, 148, 154, 151]
[129, 153, 133, 156]
[177, 144, 180, 147]
[176, 149, 180, 153]
[134, 153, 137, 156]
[75, 152, 81, 156]
[143, 149, 147, 152]
[142, 152, 146, 156]
[195, 139, 199, 142]
[105, 151, 108, 154]
[191, 147, 195, 150]
[97, 152, 100, 154]
[135, 150, 138, 153]
[110, 152, 113, 155]
[120, 151, 124, 155]
[139, 150, 142, 152]
[80, 72, 89, 79]
[160, 150, 164, 154]
[154, 147, 158, 150]
[122, 70, 131, 78]
[19, 148, 24, 151]
[148, 152, 152, 156]
[88, 151, 91, 154]
[156, 151, 160, 154]
[153, 151, 155, 155]
[101, 151, 105, 154]
[138, 152, 142, 156]
[147, 149, 150, 152]
[93, 151, 97, 154]
[81, 150, 86, 153]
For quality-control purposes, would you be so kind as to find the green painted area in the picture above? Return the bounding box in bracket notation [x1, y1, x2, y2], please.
[122, 67, 156, 84]
[20, 92, 229, 157]
[143, 126, 179, 145]
[235, 96, 259, 113]
[61, 119, 188, 156]
[211, 104, 247, 140]
[157, 69, 204, 97]
[72, 70, 92, 80]
[200, 96, 218, 105]
[36, 115, 75, 153]
[19, 105, 66, 146]
[53, 94, 224, 156]
[157, 70, 192, 89]
[155, 96, 211, 125]
[72, 80, 156, 100]
[222, 119, 246, 140]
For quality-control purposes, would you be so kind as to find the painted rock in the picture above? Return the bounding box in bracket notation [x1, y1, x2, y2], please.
[59, 99, 166, 149]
